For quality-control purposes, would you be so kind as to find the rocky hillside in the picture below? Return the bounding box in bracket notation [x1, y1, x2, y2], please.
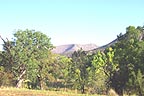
[88, 39, 117, 54]
[52, 39, 118, 56]
[52, 44, 98, 55]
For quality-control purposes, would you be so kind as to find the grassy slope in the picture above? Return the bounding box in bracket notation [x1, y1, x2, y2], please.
[0, 88, 103, 96]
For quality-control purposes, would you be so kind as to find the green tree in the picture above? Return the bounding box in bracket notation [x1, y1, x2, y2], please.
[113, 26, 144, 95]
[45, 54, 72, 90]
[68, 49, 92, 94]
[53, 55, 72, 89]
[127, 70, 144, 96]
[91, 47, 118, 94]
[0, 30, 53, 89]
[0, 36, 15, 86]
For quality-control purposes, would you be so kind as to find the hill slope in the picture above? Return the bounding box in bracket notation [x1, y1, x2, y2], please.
[88, 39, 117, 54]
[52, 38, 118, 56]
[52, 44, 98, 55]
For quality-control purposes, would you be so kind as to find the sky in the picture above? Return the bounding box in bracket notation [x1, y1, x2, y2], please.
[0, 0, 144, 50]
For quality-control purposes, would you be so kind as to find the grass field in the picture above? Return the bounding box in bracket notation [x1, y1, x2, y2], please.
[0, 87, 104, 96]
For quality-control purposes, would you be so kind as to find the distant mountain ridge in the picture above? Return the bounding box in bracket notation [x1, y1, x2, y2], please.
[52, 44, 98, 55]
[88, 39, 117, 53]
[52, 39, 118, 56]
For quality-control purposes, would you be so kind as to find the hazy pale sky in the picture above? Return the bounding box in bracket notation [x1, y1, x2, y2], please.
[0, 0, 144, 49]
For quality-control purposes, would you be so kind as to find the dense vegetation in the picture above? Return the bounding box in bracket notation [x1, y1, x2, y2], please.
[0, 26, 144, 96]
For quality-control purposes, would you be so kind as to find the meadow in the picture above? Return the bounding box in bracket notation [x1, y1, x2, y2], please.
[0, 87, 104, 96]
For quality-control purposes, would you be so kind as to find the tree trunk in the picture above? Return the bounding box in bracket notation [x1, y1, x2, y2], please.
[115, 87, 123, 96]
[16, 79, 24, 88]
[16, 70, 26, 88]
[139, 91, 142, 96]
[37, 76, 44, 90]
[40, 80, 44, 90]
[139, 87, 143, 96]
[81, 84, 85, 94]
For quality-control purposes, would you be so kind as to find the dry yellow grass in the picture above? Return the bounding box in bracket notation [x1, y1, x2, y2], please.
[108, 89, 118, 96]
[0, 87, 103, 96]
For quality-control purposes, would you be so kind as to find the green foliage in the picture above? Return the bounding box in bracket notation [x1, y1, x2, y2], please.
[46, 54, 72, 89]
[127, 70, 144, 95]
[91, 25, 144, 95]
[0, 29, 54, 89]
[68, 49, 92, 93]
[1, 25, 144, 96]
[91, 47, 118, 94]
[134, 70, 144, 95]
[112, 26, 144, 95]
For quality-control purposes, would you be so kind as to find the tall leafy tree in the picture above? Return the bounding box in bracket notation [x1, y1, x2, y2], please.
[53, 55, 72, 89]
[113, 26, 144, 95]
[0, 30, 53, 89]
[91, 47, 118, 93]
[68, 49, 92, 94]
